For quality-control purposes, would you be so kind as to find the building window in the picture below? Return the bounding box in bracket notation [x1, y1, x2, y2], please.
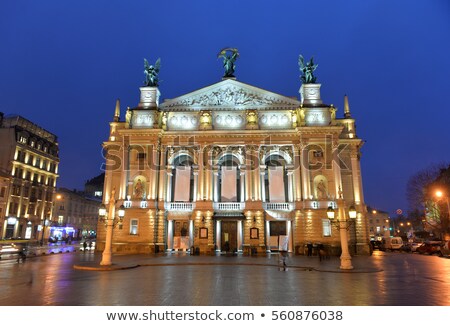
[376, 226, 381, 233]
[0, 187, 5, 197]
[58, 215, 64, 224]
[19, 136, 27, 144]
[130, 219, 138, 235]
[322, 219, 332, 237]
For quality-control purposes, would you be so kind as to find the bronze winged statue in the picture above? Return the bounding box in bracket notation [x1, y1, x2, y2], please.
[144, 58, 161, 87]
[218, 48, 239, 78]
[299, 55, 318, 84]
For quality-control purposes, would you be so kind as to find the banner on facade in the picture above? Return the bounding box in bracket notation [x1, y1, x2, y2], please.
[221, 166, 237, 201]
[278, 235, 289, 251]
[174, 166, 191, 202]
[268, 166, 285, 202]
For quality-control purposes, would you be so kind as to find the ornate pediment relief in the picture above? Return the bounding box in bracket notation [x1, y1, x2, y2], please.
[160, 79, 300, 111]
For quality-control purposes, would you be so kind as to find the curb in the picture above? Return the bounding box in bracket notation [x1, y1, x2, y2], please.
[73, 264, 140, 271]
[72, 261, 383, 273]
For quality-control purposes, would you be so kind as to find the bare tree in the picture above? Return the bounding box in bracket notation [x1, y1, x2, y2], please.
[406, 163, 446, 212]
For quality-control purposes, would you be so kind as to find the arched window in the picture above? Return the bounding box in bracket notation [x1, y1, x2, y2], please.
[172, 154, 194, 202]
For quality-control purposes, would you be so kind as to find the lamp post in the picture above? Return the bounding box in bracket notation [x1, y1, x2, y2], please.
[327, 202, 357, 270]
[98, 190, 125, 266]
[435, 190, 450, 240]
[40, 219, 47, 246]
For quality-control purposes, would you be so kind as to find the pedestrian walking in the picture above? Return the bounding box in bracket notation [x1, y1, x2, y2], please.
[307, 242, 313, 256]
[17, 250, 26, 263]
[83, 241, 87, 252]
[279, 251, 288, 271]
[88, 241, 92, 251]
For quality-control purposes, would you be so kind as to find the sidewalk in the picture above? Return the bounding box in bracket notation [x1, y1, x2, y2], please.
[73, 251, 383, 273]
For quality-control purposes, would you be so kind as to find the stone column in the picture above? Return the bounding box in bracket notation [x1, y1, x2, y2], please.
[213, 166, 220, 202]
[260, 165, 266, 202]
[189, 219, 194, 248]
[254, 160, 261, 201]
[240, 166, 245, 202]
[265, 220, 271, 252]
[166, 166, 174, 202]
[287, 169, 294, 202]
[216, 219, 221, 251]
[245, 147, 253, 200]
[237, 220, 243, 252]
[293, 145, 302, 201]
[192, 168, 198, 202]
[287, 220, 293, 253]
[350, 150, 364, 205]
[151, 143, 160, 200]
[197, 146, 204, 200]
[118, 142, 129, 200]
[333, 143, 343, 199]
[167, 219, 174, 251]
[158, 147, 167, 201]
[300, 145, 311, 199]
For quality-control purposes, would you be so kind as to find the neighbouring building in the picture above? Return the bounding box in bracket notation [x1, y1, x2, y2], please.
[0, 113, 59, 240]
[52, 188, 102, 240]
[366, 207, 391, 240]
[84, 172, 105, 198]
[97, 53, 370, 256]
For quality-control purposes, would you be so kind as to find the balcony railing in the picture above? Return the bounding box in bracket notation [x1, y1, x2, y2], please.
[164, 202, 195, 212]
[303, 200, 337, 210]
[263, 202, 295, 212]
[213, 202, 245, 211]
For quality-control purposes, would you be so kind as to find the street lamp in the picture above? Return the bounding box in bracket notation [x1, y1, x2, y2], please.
[327, 203, 357, 270]
[98, 189, 125, 266]
[435, 190, 450, 214]
[435, 190, 450, 239]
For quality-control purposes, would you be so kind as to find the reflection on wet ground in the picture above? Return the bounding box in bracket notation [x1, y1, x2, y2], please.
[0, 250, 449, 306]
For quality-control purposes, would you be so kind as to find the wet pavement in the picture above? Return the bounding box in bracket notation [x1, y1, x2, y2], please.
[0, 250, 449, 306]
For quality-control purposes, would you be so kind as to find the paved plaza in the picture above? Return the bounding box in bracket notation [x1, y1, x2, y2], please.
[0, 250, 449, 306]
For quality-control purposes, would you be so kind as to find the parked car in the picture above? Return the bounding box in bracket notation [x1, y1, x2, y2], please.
[382, 236, 404, 250]
[416, 241, 441, 255]
[440, 240, 450, 257]
[370, 240, 385, 251]
[409, 242, 423, 252]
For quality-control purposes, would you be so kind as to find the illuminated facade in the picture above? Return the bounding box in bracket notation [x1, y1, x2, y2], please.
[52, 188, 102, 240]
[0, 113, 59, 240]
[97, 66, 370, 255]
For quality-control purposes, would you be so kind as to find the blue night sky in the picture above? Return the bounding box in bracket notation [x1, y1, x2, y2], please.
[1, 1, 449, 216]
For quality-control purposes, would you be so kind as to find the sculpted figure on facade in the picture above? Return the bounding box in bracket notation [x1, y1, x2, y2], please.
[144, 58, 161, 87]
[217, 47, 239, 78]
[316, 178, 328, 200]
[125, 107, 132, 128]
[299, 55, 318, 84]
[133, 178, 145, 200]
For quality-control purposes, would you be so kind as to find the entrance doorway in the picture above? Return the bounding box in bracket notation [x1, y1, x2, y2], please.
[221, 221, 237, 252]
[269, 221, 287, 251]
